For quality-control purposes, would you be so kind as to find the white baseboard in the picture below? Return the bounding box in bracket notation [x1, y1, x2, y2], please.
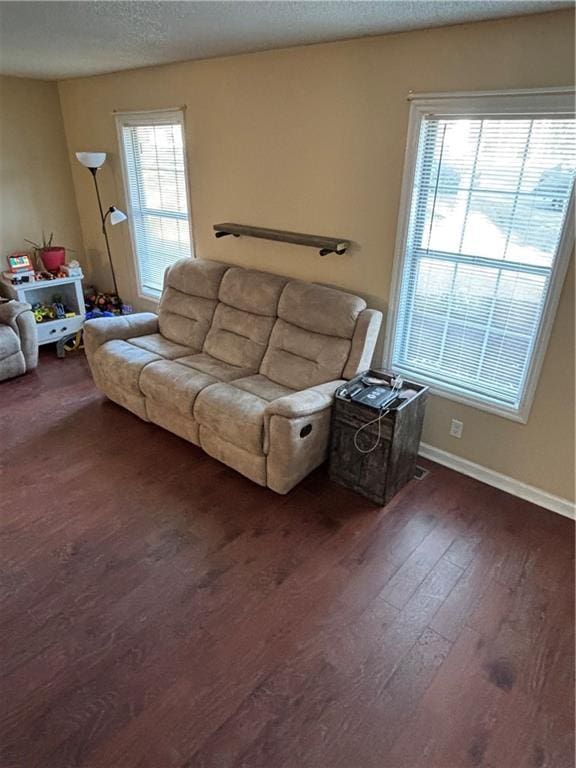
[419, 442, 575, 521]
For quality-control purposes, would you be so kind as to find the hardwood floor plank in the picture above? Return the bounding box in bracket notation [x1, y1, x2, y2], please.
[334, 627, 452, 768]
[384, 625, 504, 768]
[378, 521, 457, 609]
[429, 537, 502, 642]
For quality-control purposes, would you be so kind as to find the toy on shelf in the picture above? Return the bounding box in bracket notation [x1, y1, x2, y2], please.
[31, 294, 77, 324]
[2, 271, 34, 286]
[84, 287, 133, 317]
[7, 253, 34, 273]
[62, 260, 82, 277]
[2, 251, 84, 286]
[3, 252, 35, 285]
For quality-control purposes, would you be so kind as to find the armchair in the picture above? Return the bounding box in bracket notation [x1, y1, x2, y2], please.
[0, 300, 38, 382]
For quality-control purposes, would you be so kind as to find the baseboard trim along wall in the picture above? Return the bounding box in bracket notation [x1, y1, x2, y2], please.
[419, 442, 575, 521]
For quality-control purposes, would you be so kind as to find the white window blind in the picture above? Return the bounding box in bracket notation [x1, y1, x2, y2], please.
[117, 110, 192, 298]
[388, 92, 575, 419]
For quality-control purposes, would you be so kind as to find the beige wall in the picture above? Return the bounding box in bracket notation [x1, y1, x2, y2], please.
[0, 76, 83, 267]
[58, 10, 575, 501]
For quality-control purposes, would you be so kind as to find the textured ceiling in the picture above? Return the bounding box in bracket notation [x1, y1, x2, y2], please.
[0, 1, 571, 81]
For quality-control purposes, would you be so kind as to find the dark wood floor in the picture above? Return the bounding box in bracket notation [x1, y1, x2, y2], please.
[1, 348, 574, 768]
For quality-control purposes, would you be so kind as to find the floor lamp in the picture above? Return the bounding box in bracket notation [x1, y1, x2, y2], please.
[75, 152, 127, 299]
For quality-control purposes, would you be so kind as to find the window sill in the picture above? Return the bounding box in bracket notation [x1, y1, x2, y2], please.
[135, 289, 161, 313]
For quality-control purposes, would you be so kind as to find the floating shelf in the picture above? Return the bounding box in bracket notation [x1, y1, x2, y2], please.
[213, 223, 350, 256]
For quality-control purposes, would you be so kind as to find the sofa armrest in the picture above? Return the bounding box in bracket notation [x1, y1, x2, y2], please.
[84, 312, 159, 357]
[343, 308, 383, 380]
[0, 301, 38, 371]
[266, 380, 345, 420]
[0, 299, 32, 326]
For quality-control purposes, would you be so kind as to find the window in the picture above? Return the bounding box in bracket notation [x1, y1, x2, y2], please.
[116, 109, 193, 299]
[386, 90, 575, 421]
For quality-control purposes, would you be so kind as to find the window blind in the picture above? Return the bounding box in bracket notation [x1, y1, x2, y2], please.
[119, 113, 192, 297]
[391, 112, 575, 413]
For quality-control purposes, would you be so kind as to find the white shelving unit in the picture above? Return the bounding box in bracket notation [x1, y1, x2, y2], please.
[1, 274, 85, 346]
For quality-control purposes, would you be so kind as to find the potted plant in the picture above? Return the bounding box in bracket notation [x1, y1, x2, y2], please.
[24, 232, 68, 274]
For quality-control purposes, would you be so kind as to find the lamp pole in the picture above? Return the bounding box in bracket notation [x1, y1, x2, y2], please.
[88, 167, 120, 299]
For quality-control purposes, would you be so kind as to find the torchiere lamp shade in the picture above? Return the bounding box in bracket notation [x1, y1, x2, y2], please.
[75, 152, 106, 169]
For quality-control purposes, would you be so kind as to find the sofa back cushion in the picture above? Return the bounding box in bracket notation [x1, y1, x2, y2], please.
[158, 259, 229, 349]
[203, 267, 288, 370]
[260, 281, 367, 390]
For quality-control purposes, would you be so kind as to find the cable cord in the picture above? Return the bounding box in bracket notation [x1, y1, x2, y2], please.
[354, 376, 404, 454]
[353, 407, 391, 454]
[353, 378, 404, 455]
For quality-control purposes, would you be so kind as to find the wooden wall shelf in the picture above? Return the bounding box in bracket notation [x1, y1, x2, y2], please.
[213, 223, 350, 256]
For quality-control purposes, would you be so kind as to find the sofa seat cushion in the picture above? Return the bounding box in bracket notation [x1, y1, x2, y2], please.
[126, 333, 195, 360]
[0, 325, 20, 359]
[195, 383, 270, 455]
[140, 359, 217, 417]
[231, 374, 295, 402]
[175, 352, 253, 382]
[92, 339, 162, 395]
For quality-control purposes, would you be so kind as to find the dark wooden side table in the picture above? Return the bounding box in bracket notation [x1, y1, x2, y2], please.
[329, 371, 428, 506]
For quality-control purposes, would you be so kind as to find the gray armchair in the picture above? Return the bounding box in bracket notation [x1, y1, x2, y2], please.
[0, 300, 38, 382]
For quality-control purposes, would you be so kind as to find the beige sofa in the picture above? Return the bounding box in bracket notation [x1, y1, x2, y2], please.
[84, 259, 382, 493]
[0, 300, 38, 382]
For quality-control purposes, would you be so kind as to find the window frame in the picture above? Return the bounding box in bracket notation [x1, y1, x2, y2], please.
[115, 108, 195, 303]
[383, 88, 575, 424]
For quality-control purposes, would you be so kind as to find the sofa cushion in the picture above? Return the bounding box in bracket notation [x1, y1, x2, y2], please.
[165, 258, 229, 299]
[202, 268, 288, 370]
[278, 280, 366, 338]
[259, 280, 367, 391]
[126, 333, 194, 360]
[203, 305, 275, 370]
[92, 340, 161, 395]
[159, 288, 219, 351]
[141, 351, 257, 421]
[218, 267, 288, 316]
[176, 352, 253, 382]
[158, 259, 229, 348]
[231, 374, 295, 402]
[193, 374, 294, 455]
[260, 319, 351, 391]
[194, 383, 269, 455]
[140, 360, 217, 417]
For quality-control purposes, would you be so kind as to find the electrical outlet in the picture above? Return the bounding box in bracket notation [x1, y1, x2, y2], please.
[450, 419, 463, 439]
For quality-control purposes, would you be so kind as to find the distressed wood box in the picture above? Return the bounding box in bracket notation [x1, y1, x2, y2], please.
[329, 371, 428, 506]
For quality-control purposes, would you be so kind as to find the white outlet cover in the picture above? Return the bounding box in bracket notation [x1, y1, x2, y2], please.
[450, 419, 464, 438]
